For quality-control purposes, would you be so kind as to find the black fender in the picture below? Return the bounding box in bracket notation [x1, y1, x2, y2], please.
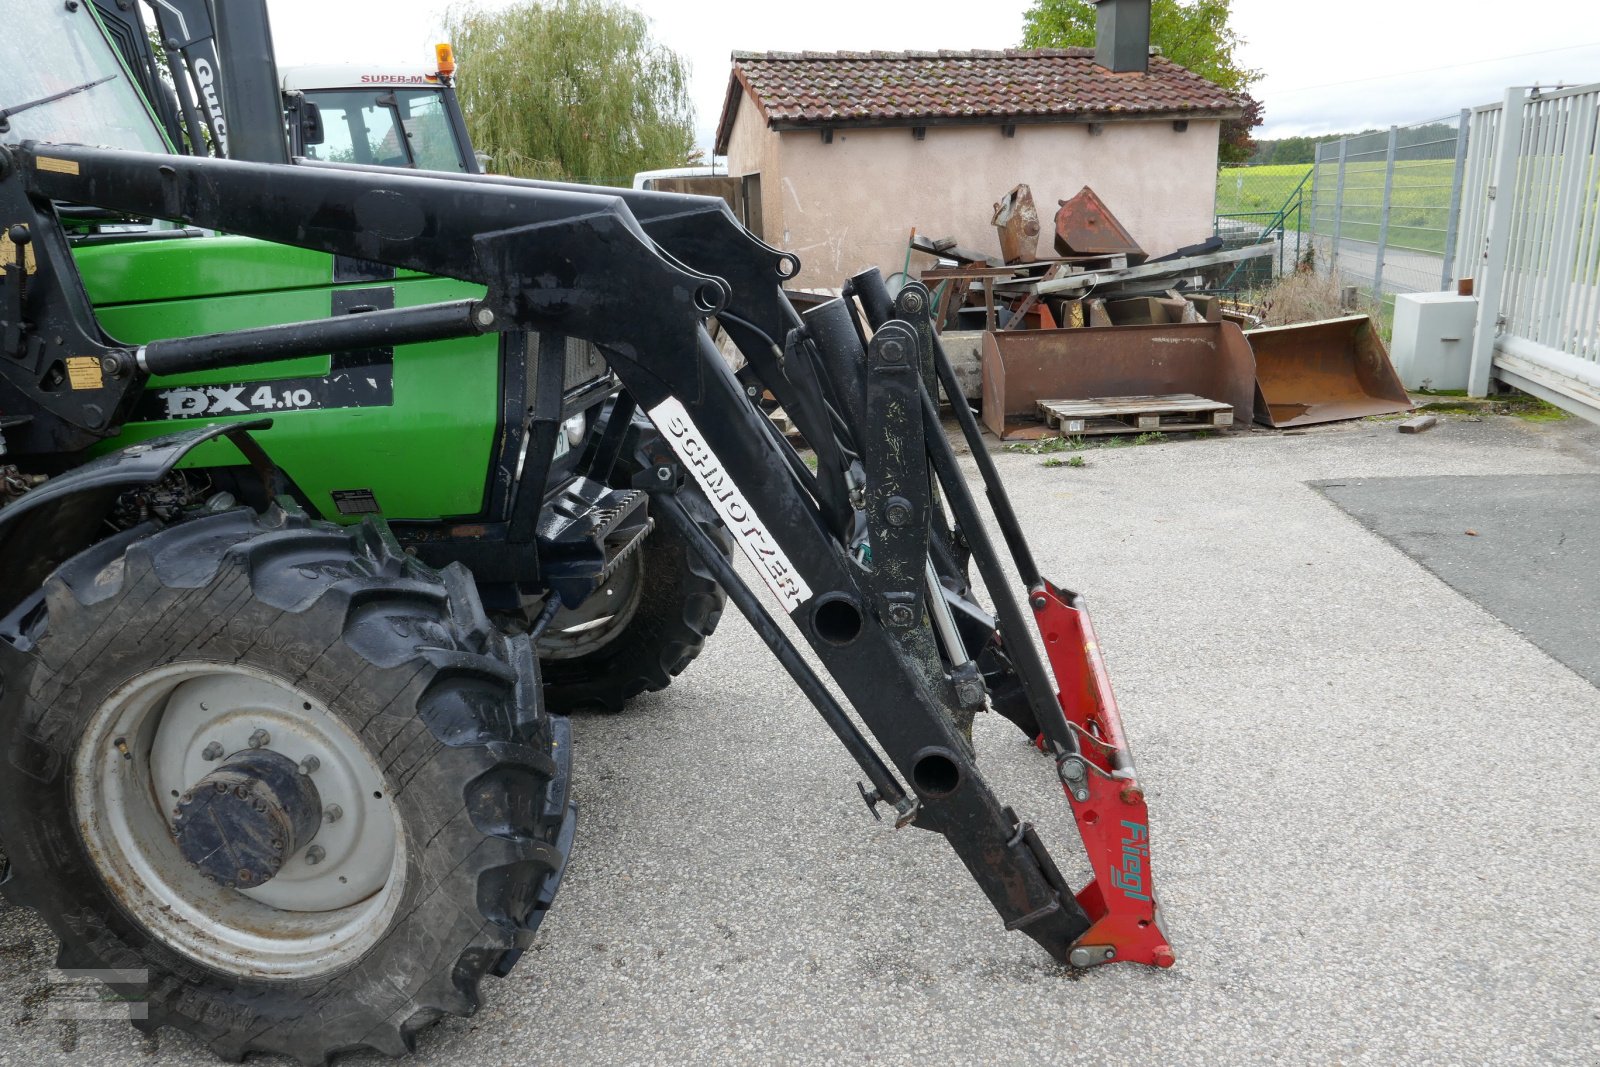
[0, 420, 272, 617]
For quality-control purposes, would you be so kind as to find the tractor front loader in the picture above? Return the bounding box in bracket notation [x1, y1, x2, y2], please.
[0, 11, 1169, 1060]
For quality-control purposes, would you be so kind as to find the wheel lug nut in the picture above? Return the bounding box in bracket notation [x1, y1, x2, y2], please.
[323, 804, 343, 824]
[304, 845, 326, 866]
[201, 741, 225, 761]
[248, 729, 270, 749]
[299, 755, 320, 775]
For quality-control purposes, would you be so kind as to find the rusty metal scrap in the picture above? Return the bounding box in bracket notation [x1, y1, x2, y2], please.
[980, 322, 1257, 440]
[992, 184, 1042, 265]
[1247, 315, 1412, 428]
[910, 232, 1001, 267]
[1054, 186, 1145, 260]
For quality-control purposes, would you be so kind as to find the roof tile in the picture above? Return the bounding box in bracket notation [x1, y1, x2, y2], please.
[716, 49, 1241, 151]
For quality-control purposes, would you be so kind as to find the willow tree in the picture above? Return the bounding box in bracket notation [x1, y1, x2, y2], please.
[445, 0, 697, 184]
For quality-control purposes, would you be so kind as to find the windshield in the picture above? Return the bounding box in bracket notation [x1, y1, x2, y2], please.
[0, 0, 167, 152]
[301, 88, 468, 173]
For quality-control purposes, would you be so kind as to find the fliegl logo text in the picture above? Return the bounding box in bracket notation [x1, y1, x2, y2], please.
[1110, 820, 1152, 902]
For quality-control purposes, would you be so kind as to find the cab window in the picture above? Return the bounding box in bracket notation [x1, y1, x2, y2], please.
[301, 88, 466, 173]
[0, 0, 168, 152]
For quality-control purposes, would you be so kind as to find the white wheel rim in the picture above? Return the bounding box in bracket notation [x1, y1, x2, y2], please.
[72, 662, 406, 980]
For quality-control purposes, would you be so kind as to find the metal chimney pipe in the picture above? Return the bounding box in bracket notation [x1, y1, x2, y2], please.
[1094, 0, 1150, 74]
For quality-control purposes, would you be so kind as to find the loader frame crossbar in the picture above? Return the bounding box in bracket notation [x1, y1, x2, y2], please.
[0, 141, 1170, 968]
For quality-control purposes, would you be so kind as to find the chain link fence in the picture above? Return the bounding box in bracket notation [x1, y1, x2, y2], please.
[1213, 85, 1600, 421]
[1308, 113, 1471, 305]
[1213, 163, 1312, 289]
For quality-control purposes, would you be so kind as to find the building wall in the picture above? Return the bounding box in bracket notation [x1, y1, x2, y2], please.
[725, 110, 1220, 288]
[723, 94, 786, 249]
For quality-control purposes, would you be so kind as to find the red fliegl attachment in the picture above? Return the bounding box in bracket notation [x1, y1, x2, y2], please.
[1031, 581, 1174, 969]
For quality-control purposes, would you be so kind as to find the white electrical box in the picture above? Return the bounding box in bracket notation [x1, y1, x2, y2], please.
[1391, 292, 1477, 391]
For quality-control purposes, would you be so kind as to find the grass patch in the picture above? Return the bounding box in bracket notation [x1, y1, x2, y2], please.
[1257, 269, 1378, 327]
[1215, 164, 1312, 234]
[1217, 159, 1461, 255]
[1005, 431, 1169, 455]
[1415, 390, 1568, 421]
[1005, 436, 1083, 455]
[1042, 455, 1088, 469]
[1415, 400, 1484, 414]
[1508, 396, 1568, 422]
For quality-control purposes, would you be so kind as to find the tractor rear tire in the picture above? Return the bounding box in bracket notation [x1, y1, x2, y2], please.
[0, 504, 573, 1063]
[539, 488, 731, 713]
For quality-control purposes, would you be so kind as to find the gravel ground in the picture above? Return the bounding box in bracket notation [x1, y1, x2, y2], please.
[4, 412, 1600, 1065]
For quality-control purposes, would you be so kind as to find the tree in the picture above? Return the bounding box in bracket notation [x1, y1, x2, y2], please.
[444, 0, 697, 184]
[1021, 0, 1263, 163]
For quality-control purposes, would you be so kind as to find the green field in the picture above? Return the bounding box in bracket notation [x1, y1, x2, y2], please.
[1217, 160, 1459, 254]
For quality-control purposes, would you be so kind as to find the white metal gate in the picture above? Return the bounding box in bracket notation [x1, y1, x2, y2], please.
[1460, 83, 1600, 422]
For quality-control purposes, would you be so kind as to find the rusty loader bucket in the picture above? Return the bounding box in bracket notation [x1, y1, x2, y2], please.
[981, 322, 1258, 439]
[1247, 315, 1412, 427]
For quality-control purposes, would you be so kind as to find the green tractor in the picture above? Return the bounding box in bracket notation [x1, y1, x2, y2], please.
[0, 1, 1173, 1061]
[1, 2, 721, 1057]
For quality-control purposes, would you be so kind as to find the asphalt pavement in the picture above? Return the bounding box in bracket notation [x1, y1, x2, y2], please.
[4, 412, 1600, 1065]
[1319, 473, 1600, 688]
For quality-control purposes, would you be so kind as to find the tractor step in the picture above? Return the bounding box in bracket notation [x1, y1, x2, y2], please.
[535, 475, 651, 605]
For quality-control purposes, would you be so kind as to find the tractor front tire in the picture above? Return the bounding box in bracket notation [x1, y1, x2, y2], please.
[0, 504, 573, 1063]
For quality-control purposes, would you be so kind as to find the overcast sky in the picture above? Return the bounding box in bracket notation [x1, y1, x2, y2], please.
[264, 0, 1600, 148]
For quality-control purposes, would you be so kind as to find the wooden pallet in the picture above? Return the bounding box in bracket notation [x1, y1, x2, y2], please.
[768, 406, 803, 439]
[1037, 394, 1234, 436]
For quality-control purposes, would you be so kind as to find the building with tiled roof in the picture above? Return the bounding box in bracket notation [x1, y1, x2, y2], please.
[712, 9, 1243, 287]
[713, 48, 1241, 148]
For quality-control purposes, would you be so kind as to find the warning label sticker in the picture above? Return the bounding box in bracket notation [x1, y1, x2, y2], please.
[65, 357, 103, 391]
[648, 396, 813, 614]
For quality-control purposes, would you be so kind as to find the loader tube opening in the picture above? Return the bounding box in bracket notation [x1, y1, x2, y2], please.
[693, 282, 724, 313]
[811, 594, 863, 645]
[911, 748, 962, 798]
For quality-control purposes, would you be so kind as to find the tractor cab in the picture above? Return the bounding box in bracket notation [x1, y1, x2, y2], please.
[281, 48, 478, 173]
[0, 0, 170, 153]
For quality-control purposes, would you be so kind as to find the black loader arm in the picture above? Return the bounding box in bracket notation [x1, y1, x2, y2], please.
[0, 142, 1170, 968]
[0, 142, 722, 460]
[297, 159, 859, 537]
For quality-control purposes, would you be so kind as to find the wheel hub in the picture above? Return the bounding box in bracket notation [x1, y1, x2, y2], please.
[174, 749, 322, 889]
[73, 662, 406, 978]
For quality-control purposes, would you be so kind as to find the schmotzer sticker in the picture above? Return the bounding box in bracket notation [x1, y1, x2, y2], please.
[649, 396, 813, 613]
